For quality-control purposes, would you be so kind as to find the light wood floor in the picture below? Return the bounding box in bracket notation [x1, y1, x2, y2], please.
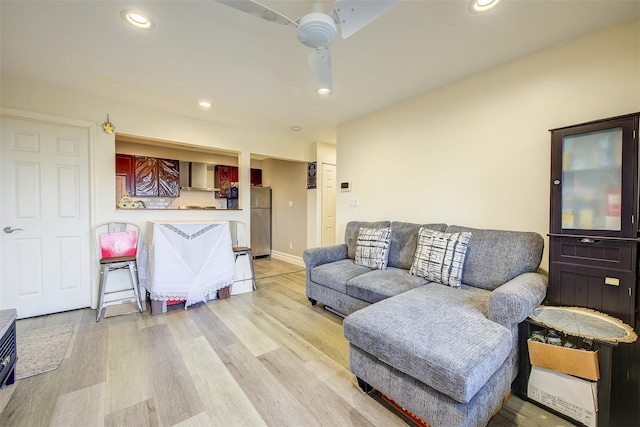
[0, 258, 569, 427]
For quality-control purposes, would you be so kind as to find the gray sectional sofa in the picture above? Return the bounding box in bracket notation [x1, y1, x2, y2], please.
[303, 221, 547, 427]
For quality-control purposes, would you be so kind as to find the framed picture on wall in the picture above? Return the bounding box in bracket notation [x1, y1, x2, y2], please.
[307, 162, 317, 189]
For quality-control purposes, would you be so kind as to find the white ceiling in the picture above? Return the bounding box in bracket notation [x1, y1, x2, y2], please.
[1, 1, 638, 144]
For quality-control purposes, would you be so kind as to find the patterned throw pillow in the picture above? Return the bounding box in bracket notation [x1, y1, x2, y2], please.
[355, 227, 392, 270]
[410, 228, 472, 287]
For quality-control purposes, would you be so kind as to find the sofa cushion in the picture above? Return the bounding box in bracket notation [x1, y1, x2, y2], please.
[347, 267, 428, 304]
[355, 227, 392, 270]
[310, 259, 372, 293]
[343, 285, 511, 403]
[388, 222, 447, 269]
[345, 221, 391, 260]
[444, 225, 544, 290]
[410, 228, 472, 287]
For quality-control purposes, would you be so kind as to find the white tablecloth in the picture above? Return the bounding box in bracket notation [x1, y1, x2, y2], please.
[140, 221, 235, 307]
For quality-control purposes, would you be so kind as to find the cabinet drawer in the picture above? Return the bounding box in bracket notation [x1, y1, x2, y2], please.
[550, 236, 634, 271]
[548, 262, 633, 325]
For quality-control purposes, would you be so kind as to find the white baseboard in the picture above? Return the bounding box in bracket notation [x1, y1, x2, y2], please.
[270, 250, 305, 267]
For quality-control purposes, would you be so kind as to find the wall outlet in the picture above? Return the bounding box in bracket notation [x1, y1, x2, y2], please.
[349, 198, 359, 207]
[288, 201, 293, 207]
[289, 242, 293, 249]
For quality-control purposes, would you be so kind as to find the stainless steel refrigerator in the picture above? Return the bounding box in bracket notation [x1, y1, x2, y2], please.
[250, 187, 271, 258]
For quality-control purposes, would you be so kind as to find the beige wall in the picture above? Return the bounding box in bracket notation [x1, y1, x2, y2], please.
[262, 159, 308, 259]
[336, 17, 640, 271]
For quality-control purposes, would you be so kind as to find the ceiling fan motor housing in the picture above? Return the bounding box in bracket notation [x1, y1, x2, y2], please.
[297, 13, 337, 48]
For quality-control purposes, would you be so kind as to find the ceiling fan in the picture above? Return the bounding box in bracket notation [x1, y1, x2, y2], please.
[217, 0, 401, 94]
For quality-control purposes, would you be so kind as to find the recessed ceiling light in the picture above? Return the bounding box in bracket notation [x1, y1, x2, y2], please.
[121, 10, 155, 30]
[291, 125, 302, 132]
[199, 101, 213, 109]
[469, 0, 502, 13]
[317, 87, 331, 95]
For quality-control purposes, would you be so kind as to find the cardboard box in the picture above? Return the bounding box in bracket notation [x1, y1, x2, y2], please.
[528, 339, 600, 381]
[528, 366, 598, 427]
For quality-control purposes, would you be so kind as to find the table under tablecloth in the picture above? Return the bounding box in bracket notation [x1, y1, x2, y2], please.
[140, 221, 235, 307]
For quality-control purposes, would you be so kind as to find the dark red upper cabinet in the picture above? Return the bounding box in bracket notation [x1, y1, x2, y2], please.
[215, 165, 239, 198]
[133, 156, 180, 197]
[158, 158, 180, 197]
[116, 154, 135, 196]
[251, 168, 263, 186]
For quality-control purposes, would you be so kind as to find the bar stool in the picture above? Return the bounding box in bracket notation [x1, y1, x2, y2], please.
[94, 222, 143, 321]
[232, 246, 257, 290]
[229, 221, 256, 290]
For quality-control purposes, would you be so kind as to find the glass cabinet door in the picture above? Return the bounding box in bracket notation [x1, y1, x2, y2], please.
[561, 128, 623, 231]
[550, 114, 638, 237]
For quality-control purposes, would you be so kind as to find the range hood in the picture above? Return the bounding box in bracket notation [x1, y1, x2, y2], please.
[180, 162, 218, 192]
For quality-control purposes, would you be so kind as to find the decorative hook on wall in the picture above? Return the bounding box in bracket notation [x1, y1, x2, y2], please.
[101, 114, 115, 134]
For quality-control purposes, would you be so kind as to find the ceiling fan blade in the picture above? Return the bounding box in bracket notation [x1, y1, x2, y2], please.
[332, 0, 401, 39]
[308, 47, 332, 94]
[217, 0, 298, 26]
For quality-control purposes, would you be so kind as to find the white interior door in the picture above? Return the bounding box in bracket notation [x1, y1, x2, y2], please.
[321, 163, 336, 246]
[1, 117, 91, 318]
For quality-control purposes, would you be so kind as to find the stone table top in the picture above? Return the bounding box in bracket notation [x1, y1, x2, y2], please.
[529, 306, 637, 344]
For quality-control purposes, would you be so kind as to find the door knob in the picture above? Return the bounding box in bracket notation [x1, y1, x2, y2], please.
[3, 227, 23, 234]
